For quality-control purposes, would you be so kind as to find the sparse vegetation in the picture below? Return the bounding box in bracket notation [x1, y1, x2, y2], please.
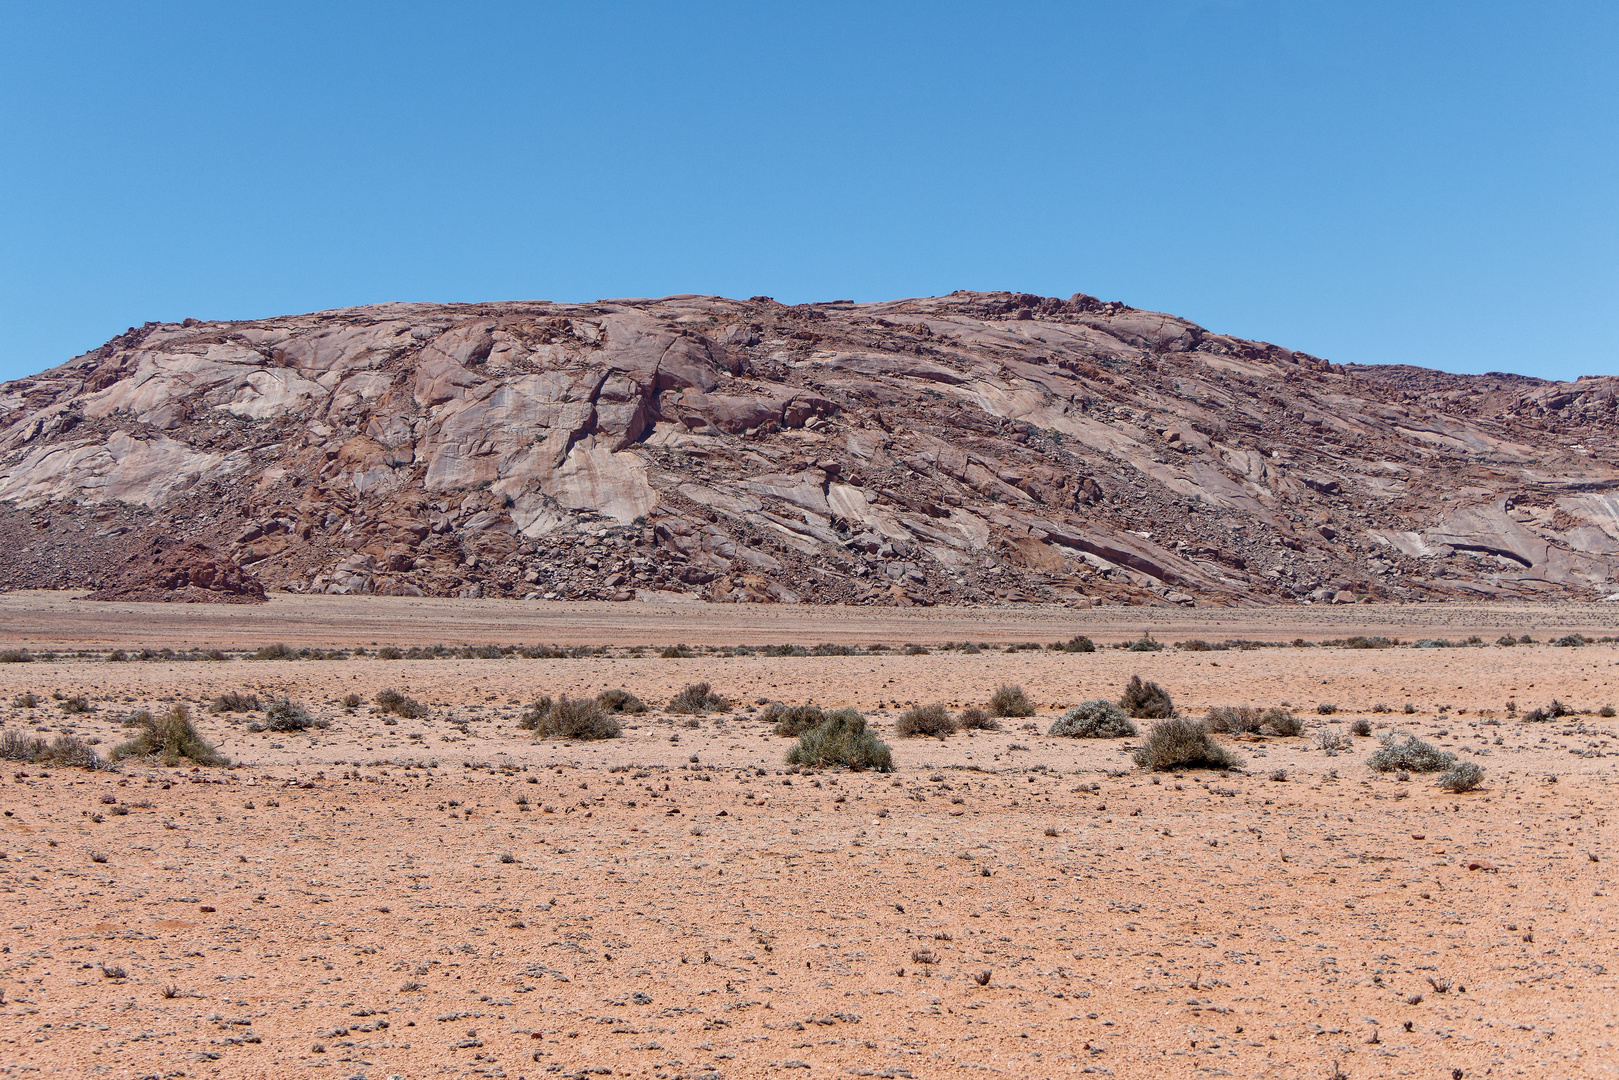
[988, 684, 1034, 718]
[251, 696, 326, 732]
[595, 688, 648, 714]
[1523, 699, 1574, 722]
[955, 706, 998, 730]
[660, 644, 695, 659]
[1049, 700, 1137, 738]
[760, 702, 830, 736]
[1349, 717, 1373, 736]
[786, 710, 893, 772]
[667, 682, 731, 715]
[1439, 761, 1484, 792]
[1119, 675, 1173, 719]
[1050, 635, 1096, 653]
[341, 692, 361, 709]
[1261, 707, 1303, 736]
[1554, 634, 1588, 648]
[1204, 705, 1262, 734]
[1126, 634, 1163, 652]
[1367, 736, 1455, 773]
[11, 692, 38, 709]
[0, 650, 34, 664]
[209, 691, 260, 714]
[111, 704, 228, 766]
[1316, 703, 1337, 715]
[59, 696, 91, 714]
[1133, 717, 1239, 771]
[520, 696, 620, 740]
[252, 643, 296, 660]
[375, 688, 427, 719]
[0, 730, 103, 769]
[895, 703, 956, 738]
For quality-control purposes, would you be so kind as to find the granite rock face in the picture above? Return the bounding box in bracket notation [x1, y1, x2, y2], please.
[3, 291, 1618, 607]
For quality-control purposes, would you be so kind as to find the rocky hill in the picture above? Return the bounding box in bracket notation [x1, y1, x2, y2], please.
[2, 291, 1617, 607]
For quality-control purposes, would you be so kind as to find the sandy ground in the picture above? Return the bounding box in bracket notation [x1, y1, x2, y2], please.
[0, 599, 1615, 1078]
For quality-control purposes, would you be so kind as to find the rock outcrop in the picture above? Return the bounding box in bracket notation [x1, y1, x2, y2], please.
[3, 291, 1618, 606]
[82, 537, 266, 604]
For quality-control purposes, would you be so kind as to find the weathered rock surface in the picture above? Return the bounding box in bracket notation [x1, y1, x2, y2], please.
[82, 537, 265, 604]
[3, 291, 1618, 606]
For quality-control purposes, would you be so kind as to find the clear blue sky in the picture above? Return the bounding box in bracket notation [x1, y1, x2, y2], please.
[2, 1, 1614, 382]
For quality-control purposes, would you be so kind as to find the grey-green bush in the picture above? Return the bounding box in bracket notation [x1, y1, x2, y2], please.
[1204, 705, 1262, 734]
[0, 730, 103, 769]
[375, 688, 427, 719]
[1119, 675, 1174, 719]
[1261, 708, 1303, 736]
[760, 702, 828, 736]
[1050, 700, 1137, 739]
[1366, 736, 1455, 773]
[786, 711, 893, 772]
[595, 689, 648, 714]
[1132, 717, 1239, 771]
[895, 703, 956, 738]
[111, 705, 228, 767]
[956, 706, 999, 730]
[521, 696, 620, 740]
[254, 696, 325, 732]
[668, 682, 731, 715]
[209, 692, 260, 714]
[988, 684, 1034, 718]
[1438, 761, 1484, 792]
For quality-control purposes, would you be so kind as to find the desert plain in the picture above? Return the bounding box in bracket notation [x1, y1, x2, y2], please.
[0, 594, 1614, 1080]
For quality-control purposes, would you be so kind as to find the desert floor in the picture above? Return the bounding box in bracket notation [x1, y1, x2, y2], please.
[0, 595, 1614, 1079]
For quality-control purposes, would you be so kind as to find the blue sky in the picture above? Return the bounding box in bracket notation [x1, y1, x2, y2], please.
[2, 1, 1614, 382]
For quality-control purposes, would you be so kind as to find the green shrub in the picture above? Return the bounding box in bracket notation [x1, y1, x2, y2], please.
[668, 682, 731, 714]
[1554, 634, 1587, 648]
[595, 689, 648, 714]
[988, 684, 1034, 718]
[375, 688, 427, 719]
[895, 703, 956, 738]
[0, 730, 103, 769]
[760, 702, 828, 736]
[209, 692, 260, 714]
[111, 705, 227, 767]
[1126, 634, 1163, 652]
[956, 706, 999, 730]
[1050, 700, 1137, 738]
[786, 711, 893, 772]
[1262, 708, 1303, 736]
[1119, 675, 1173, 719]
[1051, 635, 1096, 653]
[1132, 717, 1239, 771]
[1366, 736, 1454, 773]
[1204, 705, 1262, 734]
[1438, 761, 1484, 792]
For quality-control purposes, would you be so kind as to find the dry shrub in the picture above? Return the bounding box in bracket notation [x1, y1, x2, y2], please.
[1204, 705, 1262, 734]
[1049, 700, 1137, 739]
[522, 696, 620, 740]
[1349, 717, 1373, 737]
[1262, 708, 1303, 736]
[595, 689, 648, 714]
[1439, 761, 1484, 792]
[375, 688, 427, 719]
[111, 705, 228, 767]
[0, 730, 104, 769]
[668, 681, 731, 715]
[988, 684, 1034, 718]
[956, 706, 999, 731]
[896, 703, 956, 738]
[760, 702, 828, 736]
[1119, 675, 1173, 719]
[1367, 736, 1454, 773]
[209, 692, 260, 714]
[786, 711, 892, 772]
[252, 696, 326, 732]
[1132, 717, 1239, 771]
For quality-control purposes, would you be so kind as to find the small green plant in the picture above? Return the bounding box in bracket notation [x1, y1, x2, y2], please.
[595, 689, 649, 714]
[895, 703, 956, 738]
[209, 692, 260, 714]
[786, 711, 893, 772]
[111, 705, 228, 767]
[375, 688, 427, 719]
[1438, 761, 1484, 793]
[956, 706, 999, 730]
[988, 684, 1034, 718]
[1050, 700, 1137, 739]
[1133, 717, 1238, 771]
[1367, 736, 1454, 773]
[668, 681, 731, 714]
[1119, 675, 1173, 719]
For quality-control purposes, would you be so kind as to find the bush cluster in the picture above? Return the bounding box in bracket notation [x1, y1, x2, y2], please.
[667, 682, 731, 715]
[520, 696, 621, 740]
[375, 688, 427, 719]
[112, 705, 227, 767]
[1119, 676, 1173, 719]
[1049, 700, 1137, 739]
[1132, 717, 1239, 771]
[895, 703, 956, 738]
[786, 710, 892, 771]
[1366, 736, 1455, 773]
[0, 730, 103, 769]
[988, 685, 1034, 718]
